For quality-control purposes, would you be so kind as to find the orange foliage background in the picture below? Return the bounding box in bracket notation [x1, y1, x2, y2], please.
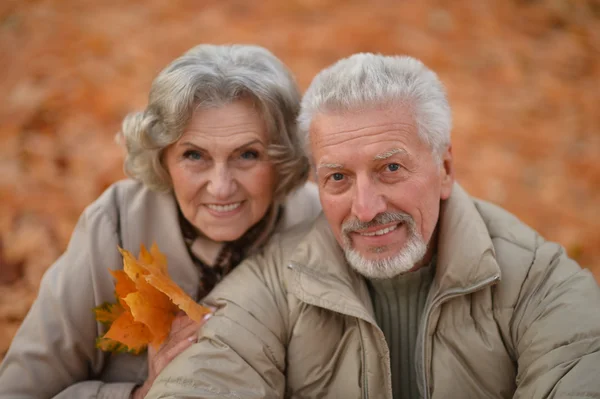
[1, 0, 599, 359]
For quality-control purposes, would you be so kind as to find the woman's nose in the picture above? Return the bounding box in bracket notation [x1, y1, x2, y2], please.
[206, 164, 237, 199]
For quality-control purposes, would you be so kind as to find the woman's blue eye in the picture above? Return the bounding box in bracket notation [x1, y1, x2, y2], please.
[332, 173, 344, 181]
[184, 150, 202, 160]
[387, 163, 400, 172]
[241, 150, 259, 160]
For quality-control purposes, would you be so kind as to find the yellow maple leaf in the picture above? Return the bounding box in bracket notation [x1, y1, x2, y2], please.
[94, 244, 212, 353]
[108, 269, 136, 310]
[144, 268, 209, 322]
[103, 311, 152, 354]
[124, 290, 176, 348]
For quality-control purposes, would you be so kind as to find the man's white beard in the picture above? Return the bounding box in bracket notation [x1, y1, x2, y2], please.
[341, 212, 427, 279]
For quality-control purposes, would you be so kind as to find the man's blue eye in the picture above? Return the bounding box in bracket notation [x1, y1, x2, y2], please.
[332, 173, 344, 181]
[387, 163, 400, 172]
[241, 150, 259, 160]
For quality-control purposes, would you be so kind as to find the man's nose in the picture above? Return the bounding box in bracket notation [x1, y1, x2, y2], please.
[351, 176, 387, 223]
[206, 164, 237, 199]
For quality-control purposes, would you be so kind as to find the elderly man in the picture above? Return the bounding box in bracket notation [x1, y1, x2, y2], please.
[147, 54, 600, 398]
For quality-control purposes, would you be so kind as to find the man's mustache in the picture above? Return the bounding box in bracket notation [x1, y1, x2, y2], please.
[342, 212, 415, 235]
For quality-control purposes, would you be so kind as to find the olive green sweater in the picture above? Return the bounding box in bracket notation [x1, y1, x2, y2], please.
[368, 262, 435, 399]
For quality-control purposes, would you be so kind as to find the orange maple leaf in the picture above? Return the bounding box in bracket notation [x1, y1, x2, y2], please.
[94, 244, 211, 353]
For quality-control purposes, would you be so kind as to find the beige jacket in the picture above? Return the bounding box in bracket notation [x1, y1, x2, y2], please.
[0, 179, 322, 399]
[147, 184, 600, 399]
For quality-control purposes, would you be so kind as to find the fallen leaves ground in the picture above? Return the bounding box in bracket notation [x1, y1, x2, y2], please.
[1, 0, 599, 359]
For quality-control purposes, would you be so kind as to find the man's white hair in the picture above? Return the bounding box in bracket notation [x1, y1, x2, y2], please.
[298, 53, 452, 163]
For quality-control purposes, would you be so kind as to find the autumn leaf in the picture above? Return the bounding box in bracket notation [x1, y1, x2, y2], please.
[103, 311, 152, 354]
[109, 269, 136, 310]
[124, 290, 177, 348]
[119, 247, 149, 285]
[93, 302, 124, 325]
[94, 244, 211, 354]
[145, 243, 169, 274]
[145, 269, 210, 322]
[95, 336, 130, 354]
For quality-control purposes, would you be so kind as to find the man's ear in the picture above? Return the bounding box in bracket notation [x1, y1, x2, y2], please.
[440, 145, 454, 200]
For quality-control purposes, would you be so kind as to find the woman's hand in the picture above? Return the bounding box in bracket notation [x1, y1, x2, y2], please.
[131, 312, 212, 399]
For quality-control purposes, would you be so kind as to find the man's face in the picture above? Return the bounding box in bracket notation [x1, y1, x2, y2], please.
[310, 106, 454, 279]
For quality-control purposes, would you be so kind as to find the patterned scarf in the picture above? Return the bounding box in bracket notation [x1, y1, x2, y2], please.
[178, 204, 283, 300]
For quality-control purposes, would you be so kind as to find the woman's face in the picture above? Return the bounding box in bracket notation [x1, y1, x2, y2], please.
[164, 98, 276, 242]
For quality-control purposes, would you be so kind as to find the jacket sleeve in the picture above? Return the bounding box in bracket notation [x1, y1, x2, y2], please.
[145, 247, 289, 399]
[0, 201, 134, 399]
[511, 239, 600, 398]
[52, 381, 137, 399]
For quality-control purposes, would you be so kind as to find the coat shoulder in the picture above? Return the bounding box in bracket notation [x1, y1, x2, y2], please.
[281, 181, 322, 231]
[473, 198, 542, 271]
[472, 198, 585, 313]
[473, 198, 539, 253]
[472, 198, 540, 308]
[82, 179, 144, 222]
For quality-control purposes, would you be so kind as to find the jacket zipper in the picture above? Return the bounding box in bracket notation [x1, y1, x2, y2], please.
[418, 274, 500, 399]
[357, 319, 369, 399]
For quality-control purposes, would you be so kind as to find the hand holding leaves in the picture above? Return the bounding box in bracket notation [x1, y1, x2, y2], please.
[94, 243, 211, 354]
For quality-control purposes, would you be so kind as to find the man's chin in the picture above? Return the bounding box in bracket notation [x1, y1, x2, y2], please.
[350, 243, 407, 262]
[344, 250, 409, 280]
[344, 239, 427, 279]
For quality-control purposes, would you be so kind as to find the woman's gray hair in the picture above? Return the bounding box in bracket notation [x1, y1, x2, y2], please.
[120, 44, 308, 199]
[298, 53, 452, 163]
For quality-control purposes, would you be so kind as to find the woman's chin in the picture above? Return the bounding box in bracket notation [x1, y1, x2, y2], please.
[198, 227, 246, 243]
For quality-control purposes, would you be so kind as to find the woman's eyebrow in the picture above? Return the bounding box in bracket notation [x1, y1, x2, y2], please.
[233, 139, 264, 152]
[179, 142, 205, 151]
[178, 139, 264, 152]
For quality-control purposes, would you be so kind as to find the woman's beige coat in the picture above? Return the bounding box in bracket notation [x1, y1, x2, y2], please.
[0, 179, 322, 399]
[146, 184, 600, 399]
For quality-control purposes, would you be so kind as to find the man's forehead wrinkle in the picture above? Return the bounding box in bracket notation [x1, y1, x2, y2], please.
[316, 120, 415, 136]
[314, 121, 416, 148]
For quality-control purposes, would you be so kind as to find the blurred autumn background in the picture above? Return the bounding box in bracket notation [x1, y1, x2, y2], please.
[1, 0, 599, 360]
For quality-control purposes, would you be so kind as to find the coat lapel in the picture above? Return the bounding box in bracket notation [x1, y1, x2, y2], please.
[288, 216, 376, 324]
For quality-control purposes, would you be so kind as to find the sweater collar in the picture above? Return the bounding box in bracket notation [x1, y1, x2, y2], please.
[367, 256, 436, 294]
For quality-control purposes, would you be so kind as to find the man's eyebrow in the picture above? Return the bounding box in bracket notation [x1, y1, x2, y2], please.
[317, 163, 344, 171]
[373, 148, 407, 161]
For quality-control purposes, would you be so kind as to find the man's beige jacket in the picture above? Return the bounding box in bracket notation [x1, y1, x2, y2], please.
[147, 184, 600, 399]
[0, 179, 322, 399]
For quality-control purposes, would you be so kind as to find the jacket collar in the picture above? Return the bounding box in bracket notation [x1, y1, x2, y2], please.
[288, 183, 501, 319]
[288, 215, 376, 323]
[433, 183, 501, 296]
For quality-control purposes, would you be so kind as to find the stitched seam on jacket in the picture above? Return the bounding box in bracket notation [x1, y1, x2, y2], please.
[433, 306, 516, 333]
[491, 235, 536, 254]
[510, 234, 540, 351]
[219, 313, 285, 373]
[294, 281, 371, 321]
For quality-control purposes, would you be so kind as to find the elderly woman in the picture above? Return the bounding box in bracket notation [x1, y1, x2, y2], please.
[0, 44, 321, 398]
